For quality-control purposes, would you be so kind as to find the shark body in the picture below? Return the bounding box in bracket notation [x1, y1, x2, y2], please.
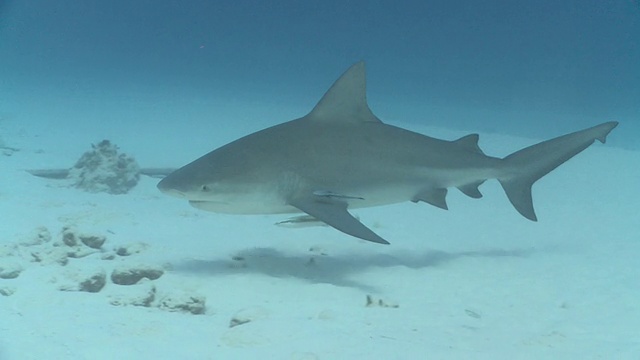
[158, 62, 617, 244]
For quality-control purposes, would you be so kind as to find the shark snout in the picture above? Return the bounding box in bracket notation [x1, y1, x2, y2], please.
[157, 176, 187, 198]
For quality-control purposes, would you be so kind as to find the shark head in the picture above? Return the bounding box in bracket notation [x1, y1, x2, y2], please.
[156, 139, 292, 214]
[157, 157, 229, 203]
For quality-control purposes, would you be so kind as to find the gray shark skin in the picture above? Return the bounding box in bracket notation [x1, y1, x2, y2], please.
[158, 62, 618, 245]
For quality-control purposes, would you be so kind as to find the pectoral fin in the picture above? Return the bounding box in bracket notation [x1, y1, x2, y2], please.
[288, 195, 389, 244]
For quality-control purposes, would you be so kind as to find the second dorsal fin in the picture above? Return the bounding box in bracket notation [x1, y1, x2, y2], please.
[453, 134, 484, 154]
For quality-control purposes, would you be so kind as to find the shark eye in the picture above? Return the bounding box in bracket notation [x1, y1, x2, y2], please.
[201, 185, 211, 192]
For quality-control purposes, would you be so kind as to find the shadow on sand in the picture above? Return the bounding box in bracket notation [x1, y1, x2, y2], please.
[172, 246, 536, 292]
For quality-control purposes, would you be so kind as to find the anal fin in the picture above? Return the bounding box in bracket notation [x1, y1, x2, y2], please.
[457, 181, 485, 199]
[412, 188, 448, 210]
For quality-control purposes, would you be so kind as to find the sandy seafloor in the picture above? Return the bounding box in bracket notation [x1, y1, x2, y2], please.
[0, 91, 639, 360]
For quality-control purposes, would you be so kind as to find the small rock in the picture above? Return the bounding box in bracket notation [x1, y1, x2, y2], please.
[0, 260, 23, 279]
[229, 306, 269, 328]
[157, 292, 206, 315]
[61, 227, 79, 247]
[30, 247, 69, 266]
[111, 264, 164, 285]
[66, 246, 99, 259]
[0, 286, 16, 296]
[57, 227, 101, 258]
[79, 234, 106, 249]
[108, 281, 156, 307]
[19, 226, 52, 247]
[101, 252, 116, 260]
[59, 267, 107, 293]
[79, 272, 107, 293]
[115, 242, 147, 256]
[365, 294, 399, 308]
[0, 243, 16, 258]
[308, 246, 328, 256]
[464, 308, 482, 319]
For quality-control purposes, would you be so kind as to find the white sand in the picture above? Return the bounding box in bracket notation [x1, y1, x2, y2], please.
[0, 96, 638, 359]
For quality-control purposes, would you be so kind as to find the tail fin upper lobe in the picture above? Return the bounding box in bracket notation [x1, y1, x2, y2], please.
[498, 121, 618, 221]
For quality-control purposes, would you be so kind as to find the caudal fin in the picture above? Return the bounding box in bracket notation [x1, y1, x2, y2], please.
[498, 121, 618, 221]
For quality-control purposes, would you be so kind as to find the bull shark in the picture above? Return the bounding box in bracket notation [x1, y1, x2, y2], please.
[157, 62, 617, 244]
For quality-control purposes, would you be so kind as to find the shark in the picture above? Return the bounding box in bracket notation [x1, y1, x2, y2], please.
[157, 62, 618, 245]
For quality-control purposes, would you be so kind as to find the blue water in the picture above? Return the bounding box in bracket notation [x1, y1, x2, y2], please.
[1, 0, 638, 148]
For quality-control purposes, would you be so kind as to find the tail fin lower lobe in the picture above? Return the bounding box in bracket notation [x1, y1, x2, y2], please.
[498, 122, 618, 221]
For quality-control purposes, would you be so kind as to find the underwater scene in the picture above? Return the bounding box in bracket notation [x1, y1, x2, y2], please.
[1, 1, 639, 359]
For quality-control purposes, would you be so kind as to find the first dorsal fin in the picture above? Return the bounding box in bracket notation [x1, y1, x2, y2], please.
[453, 134, 484, 155]
[307, 62, 382, 124]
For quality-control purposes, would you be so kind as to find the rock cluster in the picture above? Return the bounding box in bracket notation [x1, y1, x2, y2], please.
[0, 225, 206, 315]
[68, 140, 141, 194]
